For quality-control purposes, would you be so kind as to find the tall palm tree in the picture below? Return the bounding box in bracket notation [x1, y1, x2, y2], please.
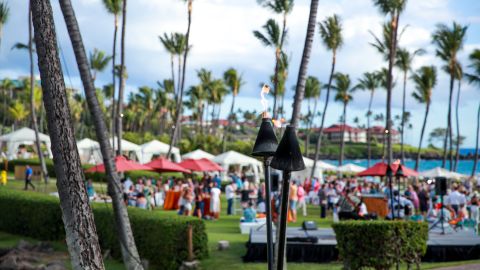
[253, 19, 281, 116]
[8, 101, 28, 130]
[311, 14, 343, 178]
[258, 0, 294, 118]
[223, 68, 244, 151]
[395, 47, 424, 163]
[356, 71, 381, 166]
[167, 0, 194, 158]
[173, 33, 187, 97]
[30, 0, 104, 268]
[116, 0, 128, 155]
[102, 0, 122, 151]
[0, 1, 9, 49]
[156, 79, 175, 135]
[453, 62, 463, 171]
[465, 49, 480, 177]
[58, 0, 143, 268]
[0, 78, 13, 133]
[371, 0, 407, 167]
[304, 76, 321, 157]
[89, 48, 112, 82]
[332, 73, 354, 166]
[278, 51, 289, 119]
[411, 66, 437, 170]
[432, 22, 468, 170]
[159, 33, 177, 92]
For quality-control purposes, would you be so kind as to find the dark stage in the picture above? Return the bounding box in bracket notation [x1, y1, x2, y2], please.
[243, 227, 480, 263]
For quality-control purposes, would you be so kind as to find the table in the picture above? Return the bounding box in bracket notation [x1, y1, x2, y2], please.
[163, 190, 181, 210]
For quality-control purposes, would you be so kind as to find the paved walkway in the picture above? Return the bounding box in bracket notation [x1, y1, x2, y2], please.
[435, 264, 480, 270]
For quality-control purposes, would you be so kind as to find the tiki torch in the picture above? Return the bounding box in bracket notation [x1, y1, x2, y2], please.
[252, 117, 278, 270]
[395, 164, 404, 218]
[270, 125, 305, 270]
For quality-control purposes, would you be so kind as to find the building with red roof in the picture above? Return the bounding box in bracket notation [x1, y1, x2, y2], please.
[322, 124, 367, 143]
[367, 126, 400, 144]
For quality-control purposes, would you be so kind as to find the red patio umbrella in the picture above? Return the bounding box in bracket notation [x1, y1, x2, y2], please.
[145, 157, 191, 173]
[356, 162, 418, 177]
[178, 158, 224, 172]
[85, 155, 153, 173]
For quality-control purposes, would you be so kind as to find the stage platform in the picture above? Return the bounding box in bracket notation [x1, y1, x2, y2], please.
[243, 227, 480, 263]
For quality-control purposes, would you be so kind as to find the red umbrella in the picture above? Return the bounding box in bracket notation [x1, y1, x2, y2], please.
[145, 157, 191, 173]
[86, 155, 153, 173]
[179, 158, 224, 172]
[356, 162, 418, 177]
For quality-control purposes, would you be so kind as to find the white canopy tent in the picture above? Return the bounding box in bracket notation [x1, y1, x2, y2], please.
[138, 140, 181, 163]
[77, 138, 102, 164]
[110, 136, 142, 161]
[337, 163, 366, 173]
[182, 149, 215, 160]
[291, 157, 323, 182]
[0, 127, 52, 160]
[213, 150, 263, 182]
[420, 167, 468, 179]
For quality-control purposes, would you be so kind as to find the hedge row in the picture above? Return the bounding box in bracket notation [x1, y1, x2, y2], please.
[0, 188, 208, 269]
[333, 220, 428, 270]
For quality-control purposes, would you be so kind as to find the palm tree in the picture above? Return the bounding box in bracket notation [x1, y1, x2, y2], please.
[0, 78, 13, 133]
[0, 1, 9, 49]
[411, 66, 437, 170]
[167, 0, 194, 158]
[453, 62, 463, 171]
[30, 0, 104, 268]
[258, 0, 294, 118]
[356, 71, 381, 166]
[58, 0, 143, 268]
[332, 73, 354, 166]
[278, 51, 289, 119]
[223, 68, 244, 151]
[102, 0, 122, 150]
[311, 14, 343, 178]
[432, 22, 468, 170]
[89, 48, 112, 82]
[8, 101, 28, 130]
[304, 76, 321, 157]
[395, 47, 424, 163]
[465, 49, 480, 177]
[173, 33, 187, 97]
[159, 33, 177, 91]
[253, 19, 281, 117]
[156, 79, 175, 135]
[116, 0, 128, 155]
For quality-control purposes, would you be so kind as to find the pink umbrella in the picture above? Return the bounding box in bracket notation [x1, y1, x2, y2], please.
[86, 155, 153, 173]
[179, 158, 224, 172]
[145, 157, 191, 173]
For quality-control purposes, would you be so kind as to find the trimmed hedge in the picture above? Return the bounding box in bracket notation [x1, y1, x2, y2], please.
[333, 221, 428, 270]
[0, 188, 208, 269]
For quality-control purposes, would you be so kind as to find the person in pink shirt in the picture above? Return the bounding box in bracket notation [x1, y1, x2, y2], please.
[297, 183, 307, 217]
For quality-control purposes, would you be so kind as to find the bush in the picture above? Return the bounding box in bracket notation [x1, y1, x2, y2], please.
[0, 189, 208, 269]
[332, 220, 428, 270]
[7, 159, 57, 178]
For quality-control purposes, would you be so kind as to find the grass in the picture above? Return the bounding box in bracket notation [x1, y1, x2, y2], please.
[1, 178, 480, 269]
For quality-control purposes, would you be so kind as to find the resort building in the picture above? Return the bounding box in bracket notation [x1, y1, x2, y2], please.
[367, 125, 400, 144]
[322, 124, 367, 143]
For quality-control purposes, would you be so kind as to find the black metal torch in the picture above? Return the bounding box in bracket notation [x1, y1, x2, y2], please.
[252, 117, 278, 270]
[270, 125, 305, 270]
[395, 164, 404, 218]
[387, 165, 394, 219]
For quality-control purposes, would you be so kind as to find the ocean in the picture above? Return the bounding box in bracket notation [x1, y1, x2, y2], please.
[324, 159, 479, 176]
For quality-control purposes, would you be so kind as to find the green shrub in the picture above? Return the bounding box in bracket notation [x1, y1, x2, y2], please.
[332, 220, 428, 270]
[0, 189, 208, 269]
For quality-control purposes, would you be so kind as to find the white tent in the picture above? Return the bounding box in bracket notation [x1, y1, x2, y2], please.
[182, 149, 215, 160]
[77, 138, 102, 164]
[420, 167, 468, 179]
[110, 136, 142, 161]
[213, 150, 263, 182]
[314, 160, 338, 171]
[138, 140, 181, 163]
[0, 127, 52, 160]
[337, 163, 366, 173]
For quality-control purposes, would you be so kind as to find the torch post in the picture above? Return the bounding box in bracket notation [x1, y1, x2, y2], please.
[276, 170, 291, 270]
[264, 157, 274, 270]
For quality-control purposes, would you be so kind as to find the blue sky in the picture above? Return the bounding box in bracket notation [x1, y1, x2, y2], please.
[1, 0, 480, 147]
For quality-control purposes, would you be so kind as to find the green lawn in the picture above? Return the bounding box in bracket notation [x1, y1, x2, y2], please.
[1, 178, 480, 269]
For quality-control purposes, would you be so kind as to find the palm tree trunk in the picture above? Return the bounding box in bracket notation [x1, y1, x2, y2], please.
[2, 89, 6, 134]
[58, 1, 144, 269]
[177, 55, 182, 96]
[401, 71, 407, 164]
[339, 103, 347, 166]
[275, 1, 318, 269]
[116, 0, 127, 156]
[28, 5, 48, 184]
[111, 14, 118, 154]
[454, 79, 461, 171]
[367, 90, 374, 167]
[30, 1, 104, 268]
[442, 72, 454, 170]
[304, 99, 311, 157]
[168, 0, 192, 158]
[222, 93, 236, 152]
[386, 14, 400, 165]
[311, 51, 335, 180]
[272, 48, 280, 119]
[306, 94, 319, 158]
[415, 103, 430, 171]
[170, 54, 176, 93]
[471, 102, 480, 177]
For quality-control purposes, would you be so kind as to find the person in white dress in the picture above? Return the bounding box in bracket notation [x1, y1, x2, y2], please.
[211, 182, 221, 219]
